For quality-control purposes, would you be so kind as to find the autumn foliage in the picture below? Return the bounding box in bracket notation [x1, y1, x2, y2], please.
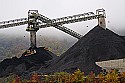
[1, 69, 125, 83]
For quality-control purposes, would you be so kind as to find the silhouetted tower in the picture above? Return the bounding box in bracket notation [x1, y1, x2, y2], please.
[96, 9, 106, 29]
[26, 10, 39, 49]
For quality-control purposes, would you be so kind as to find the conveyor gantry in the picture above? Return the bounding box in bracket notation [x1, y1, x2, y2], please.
[0, 9, 106, 49]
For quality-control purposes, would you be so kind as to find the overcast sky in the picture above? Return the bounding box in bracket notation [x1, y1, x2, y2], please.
[0, 0, 125, 39]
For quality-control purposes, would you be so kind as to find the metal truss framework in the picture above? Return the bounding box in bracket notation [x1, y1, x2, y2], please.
[0, 9, 106, 49]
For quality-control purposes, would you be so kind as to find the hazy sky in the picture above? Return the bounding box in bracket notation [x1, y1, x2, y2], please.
[0, 0, 125, 39]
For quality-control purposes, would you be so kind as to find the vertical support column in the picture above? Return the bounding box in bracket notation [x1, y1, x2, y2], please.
[96, 9, 106, 29]
[98, 15, 106, 29]
[30, 31, 36, 49]
[26, 10, 39, 49]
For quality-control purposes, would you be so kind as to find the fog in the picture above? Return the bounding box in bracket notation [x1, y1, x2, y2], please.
[0, 0, 125, 39]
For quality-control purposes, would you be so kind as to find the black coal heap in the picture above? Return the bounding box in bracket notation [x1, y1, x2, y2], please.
[1, 25, 125, 77]
[0, 47, 57, 77]
[38, 25, 125, 75]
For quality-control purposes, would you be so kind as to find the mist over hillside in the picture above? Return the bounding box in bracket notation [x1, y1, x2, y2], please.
[0, 33, 77, 61]
[0, 24, 125, 62]
[0, 34, 29, 61]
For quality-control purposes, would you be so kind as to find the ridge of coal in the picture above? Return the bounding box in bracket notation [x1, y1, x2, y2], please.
[38, 25, 125, 75]
[0, 47, 57, 77]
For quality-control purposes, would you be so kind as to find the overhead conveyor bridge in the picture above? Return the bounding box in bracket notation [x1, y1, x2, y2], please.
[0, 9, 106, 49]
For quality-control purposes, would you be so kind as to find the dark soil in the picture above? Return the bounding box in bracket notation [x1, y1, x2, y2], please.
[1, 25, 125, 77]
[0, 47, 57, 77]
[38, 25, 125, 75]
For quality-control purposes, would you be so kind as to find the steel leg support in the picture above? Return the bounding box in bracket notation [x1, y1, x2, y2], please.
[30, 31, 36, 48]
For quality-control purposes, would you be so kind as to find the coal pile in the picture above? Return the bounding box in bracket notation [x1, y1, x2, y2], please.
[0, 47, 57, 77]
[38, 25, 125, 75]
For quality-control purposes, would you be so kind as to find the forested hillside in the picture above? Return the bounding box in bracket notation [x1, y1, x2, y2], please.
[37, 36, 76, 56]
[0, 34, 28, 61]
[0, 34, 76, 61]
